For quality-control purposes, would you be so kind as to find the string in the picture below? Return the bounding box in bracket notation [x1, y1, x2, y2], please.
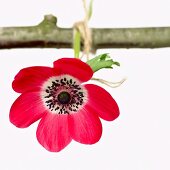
[74, 0, 92, 60]
[91, 77, 127, 88]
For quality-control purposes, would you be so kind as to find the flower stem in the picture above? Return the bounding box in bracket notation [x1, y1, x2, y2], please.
[73, 29, 81, 58]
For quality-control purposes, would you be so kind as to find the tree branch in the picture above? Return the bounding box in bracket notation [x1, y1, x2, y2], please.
[0, 14, 170, 51]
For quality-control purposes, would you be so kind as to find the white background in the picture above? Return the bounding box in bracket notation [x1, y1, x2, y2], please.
[0, 0, 170, 170]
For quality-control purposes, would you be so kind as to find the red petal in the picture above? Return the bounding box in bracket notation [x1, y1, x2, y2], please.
[36, 113, 71, 152]
[84, 84, 120, 121]
[53, 58, 93, 82]
[10, 92, 45, 128]
[12, 66, 55, 93]
[68, 105, 102, 144]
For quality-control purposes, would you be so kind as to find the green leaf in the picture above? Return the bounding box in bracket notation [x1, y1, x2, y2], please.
[88, 0, 93, 20]
[113, 61, 120, 66]
[73, 30, 81, 58]
[86, 53, 120, 72]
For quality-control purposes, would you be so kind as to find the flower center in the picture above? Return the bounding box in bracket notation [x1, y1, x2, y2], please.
[57, 91, 71, 104]
[41, 75, 87, 114]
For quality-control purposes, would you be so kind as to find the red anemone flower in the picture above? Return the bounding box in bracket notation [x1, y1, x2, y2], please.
[10, 58, 119, 152]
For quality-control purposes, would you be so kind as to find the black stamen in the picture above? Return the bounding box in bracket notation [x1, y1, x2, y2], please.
[43, 76, 85, 114]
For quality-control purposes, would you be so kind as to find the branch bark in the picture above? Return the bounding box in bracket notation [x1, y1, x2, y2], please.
[0, 14, 170, 51]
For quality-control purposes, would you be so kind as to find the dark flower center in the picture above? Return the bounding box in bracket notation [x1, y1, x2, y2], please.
[41, 75, 87, 114]
[57, 91, 71, 104]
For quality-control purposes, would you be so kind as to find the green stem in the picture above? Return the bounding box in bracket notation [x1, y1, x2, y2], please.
[73, 29, 81, 58]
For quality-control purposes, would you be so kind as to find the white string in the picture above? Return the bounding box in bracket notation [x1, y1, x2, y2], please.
[91, 77, 126, 88]
[73, 0, 92, 60]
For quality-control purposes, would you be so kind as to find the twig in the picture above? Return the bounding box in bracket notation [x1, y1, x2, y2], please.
[1, 14, 170, 51]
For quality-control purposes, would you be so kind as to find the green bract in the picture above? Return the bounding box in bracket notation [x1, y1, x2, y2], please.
[86, 53, 120, 72]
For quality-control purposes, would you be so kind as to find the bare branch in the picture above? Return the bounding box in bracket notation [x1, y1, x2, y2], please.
[0, 14, 170, 51]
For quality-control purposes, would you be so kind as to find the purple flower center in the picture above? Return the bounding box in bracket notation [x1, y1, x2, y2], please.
[41, 75, 87, 114]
